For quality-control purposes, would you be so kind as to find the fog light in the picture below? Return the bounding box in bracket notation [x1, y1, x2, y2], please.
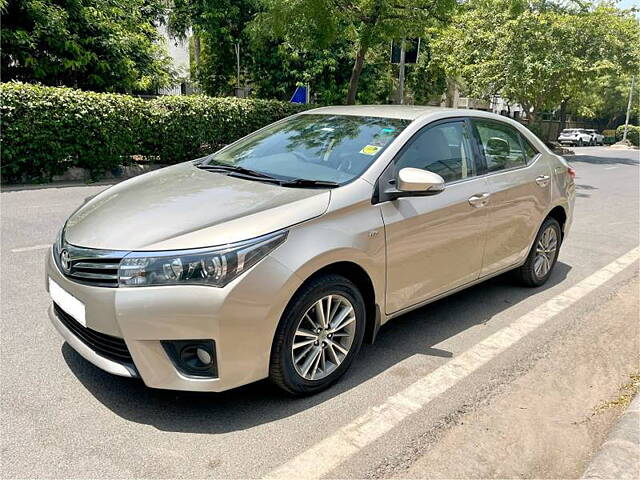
[161, 339, 218, 378]
[196, 347, 212, 365]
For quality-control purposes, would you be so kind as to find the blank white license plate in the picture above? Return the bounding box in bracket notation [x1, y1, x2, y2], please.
[49, 278, 86, 327]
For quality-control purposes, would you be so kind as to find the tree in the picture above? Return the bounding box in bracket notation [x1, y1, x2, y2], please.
[249, 38, 398, 104]
[433, 1, 640, 122]
[252, 0, 456, 104]
[1, 0, 174, 92]
[168, 0, 258, 95]
[570, 73, 639, 129]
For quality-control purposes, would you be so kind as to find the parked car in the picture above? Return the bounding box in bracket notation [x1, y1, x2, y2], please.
[584, 129, 604, 146]
[46, 106, 575, 395]
[557, 128, 593, 146]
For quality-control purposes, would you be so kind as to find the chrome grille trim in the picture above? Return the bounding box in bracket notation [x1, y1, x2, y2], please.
[54, 241, 129, 288]
[73, 261, 121, 270]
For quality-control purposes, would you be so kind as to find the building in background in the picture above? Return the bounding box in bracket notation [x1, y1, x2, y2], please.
[157, 24, 193, 95]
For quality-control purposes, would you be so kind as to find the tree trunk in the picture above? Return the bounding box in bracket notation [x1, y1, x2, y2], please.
[193, 34, 201, 71]
[346, 44, 368, 105]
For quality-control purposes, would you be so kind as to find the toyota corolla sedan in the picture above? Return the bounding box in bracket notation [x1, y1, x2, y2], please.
[46, 106, 575, 395]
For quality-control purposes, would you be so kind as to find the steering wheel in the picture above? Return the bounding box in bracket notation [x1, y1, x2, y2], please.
[335, 156, 354, 173]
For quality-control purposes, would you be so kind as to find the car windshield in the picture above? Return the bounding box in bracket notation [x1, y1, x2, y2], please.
[203, 114, 410, 185]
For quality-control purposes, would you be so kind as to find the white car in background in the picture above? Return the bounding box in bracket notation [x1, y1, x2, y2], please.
[584, 129, 604, 146]
[557, 129, 593, 146]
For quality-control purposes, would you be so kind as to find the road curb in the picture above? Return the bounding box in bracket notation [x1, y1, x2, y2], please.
[582, 394, 640, 479]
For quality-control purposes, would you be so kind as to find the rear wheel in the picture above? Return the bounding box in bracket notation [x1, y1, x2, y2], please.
[270, 274, 366, 395]
[517, 217, 561, 287]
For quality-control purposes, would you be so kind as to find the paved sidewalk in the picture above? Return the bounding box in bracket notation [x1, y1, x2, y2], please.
[582, 394, 640, 479]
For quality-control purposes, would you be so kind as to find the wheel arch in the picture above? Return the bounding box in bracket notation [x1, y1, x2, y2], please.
[281, 261, 381, 346]
[546, 205, 568, 240]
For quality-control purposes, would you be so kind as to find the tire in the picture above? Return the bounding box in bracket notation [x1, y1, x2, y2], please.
[577, 139, 584, 147]
[269, 274, 366, 395]
[517, 217, 562, 287]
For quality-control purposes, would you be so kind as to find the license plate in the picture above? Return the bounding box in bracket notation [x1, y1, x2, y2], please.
[49, 278, 86, 327]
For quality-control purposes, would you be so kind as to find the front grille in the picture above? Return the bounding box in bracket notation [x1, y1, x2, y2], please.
[54, 303, 133, 364]
[55, 242, 126, 288]
[66, 258, 121, 287]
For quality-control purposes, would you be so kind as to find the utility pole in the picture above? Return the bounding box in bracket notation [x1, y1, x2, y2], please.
[235, 42, 241, 94]
[398, 38, 406, 105]
[622, 75, 635, 141]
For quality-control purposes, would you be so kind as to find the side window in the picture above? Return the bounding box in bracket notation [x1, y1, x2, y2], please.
[395, 121, 476, 183]
[520, 135, 539, 164]
[474, 120, 526, 172]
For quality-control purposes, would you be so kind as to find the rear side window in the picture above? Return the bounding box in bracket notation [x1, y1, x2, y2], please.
[394, 121, 476, 183]
[474, 120, 526, 172]
[521, 136, 539, 163]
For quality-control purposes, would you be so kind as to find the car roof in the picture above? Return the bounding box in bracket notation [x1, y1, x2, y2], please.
[301, 105, 442, 120]
[301, 105, 518, 122]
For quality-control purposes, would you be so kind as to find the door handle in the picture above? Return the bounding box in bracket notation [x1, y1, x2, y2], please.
[468, 192, 491, 208]
[536, 175, 551, 187]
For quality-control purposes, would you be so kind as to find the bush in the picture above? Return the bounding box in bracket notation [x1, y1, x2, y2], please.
[0, 82, 307, 182]
[616, 124, 640, 146]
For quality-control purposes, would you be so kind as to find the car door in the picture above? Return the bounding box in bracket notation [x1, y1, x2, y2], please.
[380, 118, 491, 314]
[470, 119, 551, 277]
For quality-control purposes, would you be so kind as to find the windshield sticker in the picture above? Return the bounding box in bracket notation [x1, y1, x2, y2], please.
[360, 145, 382, 155]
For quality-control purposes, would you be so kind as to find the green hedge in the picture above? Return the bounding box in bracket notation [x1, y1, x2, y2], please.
[616, 124, 640, 146]
[0, 82, 307, 182]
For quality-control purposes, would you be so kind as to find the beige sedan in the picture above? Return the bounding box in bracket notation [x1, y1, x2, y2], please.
[46, 105, 575, 395]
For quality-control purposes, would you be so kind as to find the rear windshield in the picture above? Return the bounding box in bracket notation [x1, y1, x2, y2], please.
[204, 114, 410, 185]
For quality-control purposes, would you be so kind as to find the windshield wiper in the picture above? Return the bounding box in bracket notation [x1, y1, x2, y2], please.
[197, 163, 279, 181]
[198, 163, 340, 188]
[279, 178, 340, 188]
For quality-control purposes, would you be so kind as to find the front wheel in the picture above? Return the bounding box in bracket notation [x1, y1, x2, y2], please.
[517, 217, 561, 287]
[269, 274, 366, 395]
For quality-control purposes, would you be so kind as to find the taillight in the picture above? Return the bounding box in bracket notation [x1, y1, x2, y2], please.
[567, 167, 576, 179]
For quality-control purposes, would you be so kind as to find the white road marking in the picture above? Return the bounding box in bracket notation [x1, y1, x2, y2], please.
[604, 166, 619, 170]
[265, 247, 640, 479]
[10, 244, 50, 253]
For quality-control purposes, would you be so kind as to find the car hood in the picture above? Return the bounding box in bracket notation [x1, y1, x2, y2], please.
[64, 162, 331, 251]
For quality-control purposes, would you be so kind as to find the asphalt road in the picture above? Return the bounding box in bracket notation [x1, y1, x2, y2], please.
[1, 146, 639, 479]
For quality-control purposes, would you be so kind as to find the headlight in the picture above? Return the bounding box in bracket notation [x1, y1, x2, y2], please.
[118, 231, 287, 288]
[54, 227, 64, 255]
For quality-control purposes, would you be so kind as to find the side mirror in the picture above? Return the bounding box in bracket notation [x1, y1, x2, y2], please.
[486, 137, 510, 157]
[396, 167, 445, 195]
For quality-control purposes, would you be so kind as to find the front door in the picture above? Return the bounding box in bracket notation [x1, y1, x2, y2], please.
[381, 119, 491, 314]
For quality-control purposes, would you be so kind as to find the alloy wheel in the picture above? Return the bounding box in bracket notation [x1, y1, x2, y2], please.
[534, 226, 558, 278]
[291, 294, 357, 381]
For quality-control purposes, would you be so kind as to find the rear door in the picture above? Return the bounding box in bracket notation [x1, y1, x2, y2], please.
[470, 119, 551, 276]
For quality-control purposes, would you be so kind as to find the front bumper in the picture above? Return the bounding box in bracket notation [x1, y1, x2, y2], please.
[45, 247, 300, 392]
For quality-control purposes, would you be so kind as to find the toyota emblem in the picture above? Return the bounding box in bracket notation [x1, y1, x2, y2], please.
[60, 249, 71, 273]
